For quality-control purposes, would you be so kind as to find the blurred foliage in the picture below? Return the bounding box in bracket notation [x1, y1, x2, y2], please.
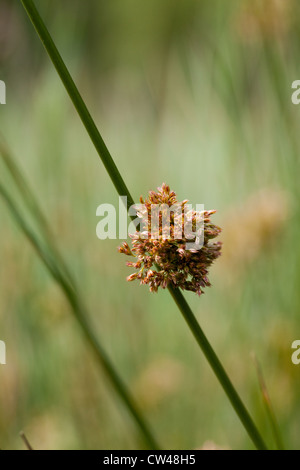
[1, 0, 300, 450]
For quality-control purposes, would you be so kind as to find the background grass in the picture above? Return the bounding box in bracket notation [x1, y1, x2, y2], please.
[0, 0, 300, 449]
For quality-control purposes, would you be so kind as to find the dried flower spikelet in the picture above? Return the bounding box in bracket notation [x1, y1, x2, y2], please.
[118, 183, 222, 295]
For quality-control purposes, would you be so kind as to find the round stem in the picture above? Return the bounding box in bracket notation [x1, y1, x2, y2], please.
[169, 286, 268, 450]
[20, 0, 268, 450]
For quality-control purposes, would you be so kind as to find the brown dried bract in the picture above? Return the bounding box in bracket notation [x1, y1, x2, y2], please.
[118, 183, 222, 296]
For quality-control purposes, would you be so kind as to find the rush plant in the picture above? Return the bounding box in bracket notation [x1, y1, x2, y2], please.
[15, 0, 269, 450]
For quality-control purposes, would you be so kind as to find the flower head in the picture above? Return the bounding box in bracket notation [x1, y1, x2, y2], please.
[118, 183, 222, 296]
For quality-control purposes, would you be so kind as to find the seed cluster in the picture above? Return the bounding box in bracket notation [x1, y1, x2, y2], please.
[118, 184, 222, 295]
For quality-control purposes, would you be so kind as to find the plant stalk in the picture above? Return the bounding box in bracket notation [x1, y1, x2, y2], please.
[169, 286, 268, 450]
[0, 181, 159, 450]
[20, 0, 268, 450]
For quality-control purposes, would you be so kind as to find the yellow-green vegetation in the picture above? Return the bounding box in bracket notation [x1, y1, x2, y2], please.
[0, 0, 300, 450]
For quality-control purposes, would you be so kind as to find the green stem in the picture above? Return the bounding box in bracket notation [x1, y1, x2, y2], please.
[168, 286, 268, 450]
[252, 354, 285, 450]
[0, 137, 73, 286]
[0, 181, 159, 451]
[20, 0, 134, 211]
[20, 0, 268, 450]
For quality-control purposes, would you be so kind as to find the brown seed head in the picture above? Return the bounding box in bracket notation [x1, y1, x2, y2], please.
[118, 183, 222, 296]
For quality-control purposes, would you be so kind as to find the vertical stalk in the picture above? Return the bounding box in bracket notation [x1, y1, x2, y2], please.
[169, 286, 268, 450]
[20, 0, 268, 450]
[0, 181, 159, 450]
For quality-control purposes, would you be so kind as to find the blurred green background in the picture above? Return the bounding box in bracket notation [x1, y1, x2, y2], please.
[0, 0, 300, 450]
